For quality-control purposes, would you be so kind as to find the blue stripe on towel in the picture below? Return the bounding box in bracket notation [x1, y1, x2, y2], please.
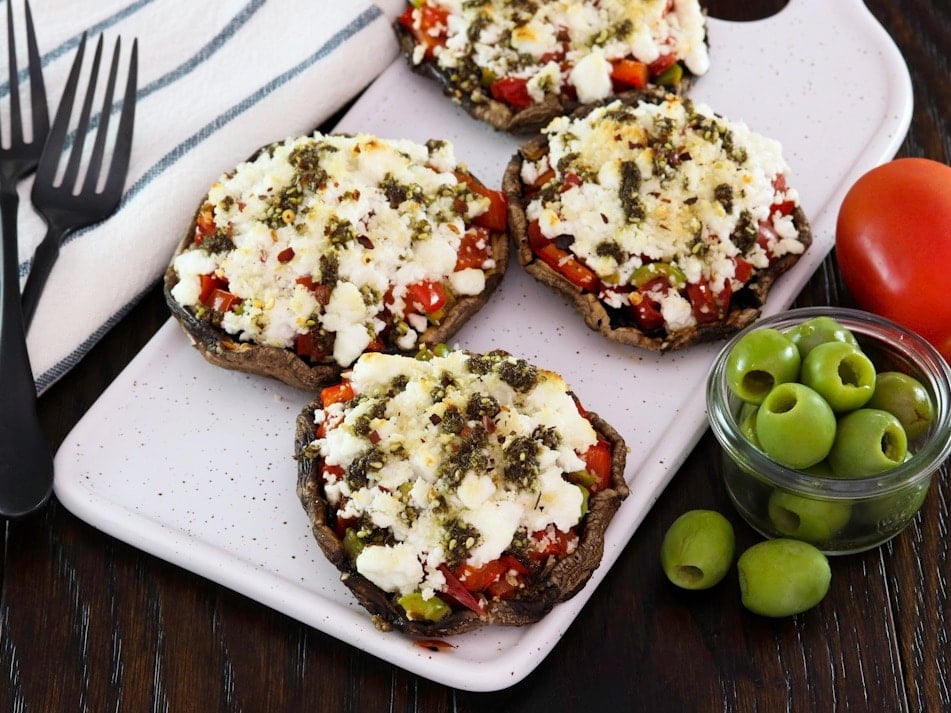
[18, 0, 265, 280]
[0, 0, 156, 95]
[33, 4, 386, 393]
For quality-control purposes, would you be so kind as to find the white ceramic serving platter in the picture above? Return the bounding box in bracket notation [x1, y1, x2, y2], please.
[54, 0, 911, 692]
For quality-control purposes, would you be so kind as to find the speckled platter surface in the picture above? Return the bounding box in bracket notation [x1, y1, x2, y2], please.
[54, 0, 911, 692]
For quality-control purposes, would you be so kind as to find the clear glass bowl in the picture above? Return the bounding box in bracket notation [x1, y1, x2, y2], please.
[706, 307, 951, 554]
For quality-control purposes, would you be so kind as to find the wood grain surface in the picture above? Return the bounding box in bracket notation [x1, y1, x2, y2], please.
[5, 1, 949, 711]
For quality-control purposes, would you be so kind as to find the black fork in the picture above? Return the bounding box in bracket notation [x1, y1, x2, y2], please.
[0, 0, 52, 518]
[21, 31, 138, 328]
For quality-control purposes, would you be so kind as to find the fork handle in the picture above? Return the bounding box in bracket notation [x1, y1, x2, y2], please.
[0, 189, 54, 518]
[21, 224, 65, 330]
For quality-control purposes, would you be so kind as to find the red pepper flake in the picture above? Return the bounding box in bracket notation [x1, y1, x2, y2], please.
[357, 235, 374, 249]
[413, 639, 456, 653]
[277, 247, 295, 263]
[368, 430, 381, 445]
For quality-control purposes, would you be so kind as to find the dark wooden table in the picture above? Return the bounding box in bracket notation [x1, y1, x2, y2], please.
[5, 1, 948, 710]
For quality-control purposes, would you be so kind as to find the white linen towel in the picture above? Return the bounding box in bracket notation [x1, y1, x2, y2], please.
[10, 0, 406, 393]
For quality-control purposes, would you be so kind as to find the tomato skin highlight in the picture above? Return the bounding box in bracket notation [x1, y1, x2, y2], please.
[834, 158, 951, 362]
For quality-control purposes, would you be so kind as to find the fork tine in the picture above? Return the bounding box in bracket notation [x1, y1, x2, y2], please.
[80, 37, 121, 195]
[5, 0, 22, 145]
[61, 35, 103, 190]
[34, 32, 86, 183]
[101, 38, 137, 201]
[23, 0, 48, 141]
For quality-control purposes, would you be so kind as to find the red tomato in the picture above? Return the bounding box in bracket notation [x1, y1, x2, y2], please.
[835, 158, 951, 362]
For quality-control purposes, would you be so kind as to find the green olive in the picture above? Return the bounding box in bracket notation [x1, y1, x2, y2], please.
[755, 382, 837, 468]
[800, 341, 876, 412]
[660, 510, 736, 590]
[737, 539, 831, 617]
[866, 371, 935, 441]
[767, 490, 852, 543]
[725, 328, 801, 405]
[785, 316, 859, 359]
[738, 402, 761, 448]
[856, 479, 930, 527]
[827, 408, 908, 478]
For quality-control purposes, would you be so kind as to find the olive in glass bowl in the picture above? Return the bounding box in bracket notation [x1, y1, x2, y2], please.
[706, 307, 951, 554]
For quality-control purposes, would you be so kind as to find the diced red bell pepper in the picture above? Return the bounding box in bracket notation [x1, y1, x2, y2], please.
[198, 273, 228, 305]
[398, 4, 449, 60]
[455, 173, 508, 232]
[333, 513, 358, 539]
[770, 174, 796, 216]
[194, 207, 215, 244]
[455, 554, 528, 594]
[209, 288, 239, 313]
[526, 168, 555, 195]
[527, 219, 551, 250]
[296, 331, 326, 362]
[320, 381, 354, 408]
[528, 527, 578, 563]
[536, 243, 599, 292]
[489, 76, 533, 108]
[405, 280, 448, 315]
[686, 281, 720, 325]
[321, 463, 344, 481]
[732, 257, 754, 285]
[648, 53, 678, 78]
[628, 290, 665, 331]
[611, 59, 649, 89]
[455, 228, 492, 271]
[561, 172, 583, 192]
[277, 246, 295, 263]
[582, 439, 613, 493]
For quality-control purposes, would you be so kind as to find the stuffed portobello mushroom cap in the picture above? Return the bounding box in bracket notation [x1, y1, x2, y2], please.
[294, 351, 629, 636]
[502, 96, 812, 351]
[164, 133, 509, 391]
[393, 0, 708, 135]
